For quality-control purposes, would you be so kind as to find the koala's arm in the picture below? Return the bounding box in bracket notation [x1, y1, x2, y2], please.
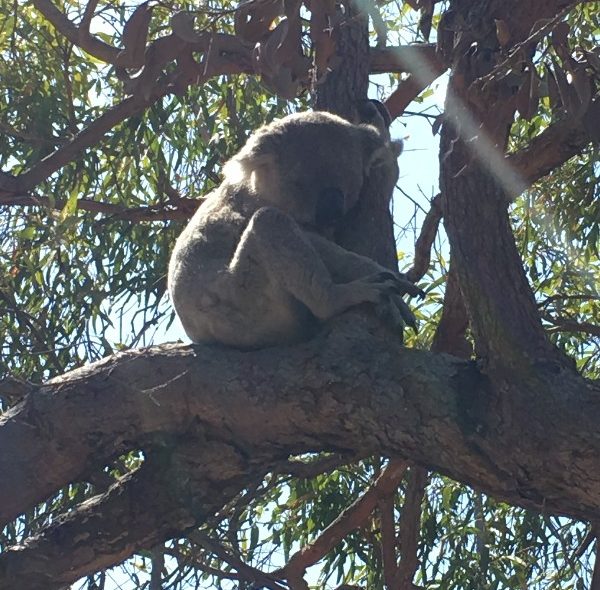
[227, 207, 405, 321]
[306, 231, 423, 299]
[306, 231, 423, 333]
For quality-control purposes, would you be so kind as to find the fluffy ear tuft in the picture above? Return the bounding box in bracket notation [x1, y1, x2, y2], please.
[391, 139, 403, 157]
[359, 125, 403, 172]
[365, 145, 390, 170]
[359, 125, 386, 159]
[358, 131, 389, 171]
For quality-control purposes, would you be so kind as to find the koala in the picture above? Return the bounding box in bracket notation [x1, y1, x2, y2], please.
[351, 99, 403, 194]
[354, 99, 394, 140]
[168, 110, 422, 349]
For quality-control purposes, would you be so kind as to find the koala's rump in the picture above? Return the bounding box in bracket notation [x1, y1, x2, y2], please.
[169, 198, 317, 347]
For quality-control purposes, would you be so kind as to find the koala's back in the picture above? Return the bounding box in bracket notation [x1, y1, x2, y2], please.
[170, 188, 240, 276]
[168, 184, 315, 346]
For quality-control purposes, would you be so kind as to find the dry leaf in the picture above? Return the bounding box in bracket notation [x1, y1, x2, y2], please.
[234, 0, 283, 44]
[571, 64, 592, 113]
[545, 66, 563, 112]
[551, 21, 570, 49]
[117, 1, 155, 68]
[418, 0, 433, 41]
[551, 56, 579, 115]
[583, 48, 600, 75]
[171, 11, 203, 43]
[494, 19, 511, 49]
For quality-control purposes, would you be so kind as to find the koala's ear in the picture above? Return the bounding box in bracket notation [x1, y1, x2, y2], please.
[391, 138, 404, 157]
[359, 125, 403, 172]
[358, 129, 387, 170]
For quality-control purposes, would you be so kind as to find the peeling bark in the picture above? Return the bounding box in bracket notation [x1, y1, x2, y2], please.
[1, 316, 599, 530]
[1, 316, 600, 587]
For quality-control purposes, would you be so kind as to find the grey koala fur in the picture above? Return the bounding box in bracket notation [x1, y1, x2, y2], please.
[168, 110, 421, 349]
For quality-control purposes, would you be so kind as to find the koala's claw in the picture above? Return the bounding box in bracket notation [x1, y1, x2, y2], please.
[392, 293, 419, 332]
[368, 271, 425, 300]
[376, 292, 419, 336]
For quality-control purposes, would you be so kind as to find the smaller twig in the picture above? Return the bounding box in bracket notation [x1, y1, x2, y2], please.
[188, 532, 287, 590]
[163, 547, 243, 581]
[0, 121, 62, 145]
[538, 294, 600, 308]
[405, 194, 442, 283]
[542, 314, 600, 337]
[402, 109, 441, 120]
[61, 44, 78, 135]
[572, 524, 597, 561]
[395, 467, 428, 588]
[276, 458, 408, 579]
[274, 453, 360, 479]
[378, 493, 398, 588]
[0, 193, 200, 222]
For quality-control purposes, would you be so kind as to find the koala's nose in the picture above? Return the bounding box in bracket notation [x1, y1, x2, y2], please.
[315, 187, 345, 230]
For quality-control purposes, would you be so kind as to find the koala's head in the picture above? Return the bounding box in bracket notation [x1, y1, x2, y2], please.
[223, 111, 398, 230]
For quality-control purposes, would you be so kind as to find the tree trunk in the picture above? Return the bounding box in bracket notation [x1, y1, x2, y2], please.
[315, 1, 398, 270]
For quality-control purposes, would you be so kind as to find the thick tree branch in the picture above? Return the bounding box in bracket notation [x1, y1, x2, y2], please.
[0, 442, 258, 590]
[438, 0, 583, 367]
[507, 98, 600, 191]
[372, 45, 447, 119]
[1, 315, 599, 533]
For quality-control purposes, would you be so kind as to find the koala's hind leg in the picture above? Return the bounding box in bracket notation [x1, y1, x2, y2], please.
[229, 207, 396, 321]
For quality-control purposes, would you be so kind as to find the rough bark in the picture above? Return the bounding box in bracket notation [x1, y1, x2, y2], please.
[1, 316, 599, 527]
[313, 2, 399, 270]
[1, 316, 600, 587]
[0, 442, 260, 590]
[439, 0, 579, 367]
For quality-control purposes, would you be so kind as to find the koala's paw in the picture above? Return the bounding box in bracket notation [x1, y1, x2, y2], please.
[376, 292, 419, 336]
[351, 273, 423, 336]
[367, 272, 424, 336]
